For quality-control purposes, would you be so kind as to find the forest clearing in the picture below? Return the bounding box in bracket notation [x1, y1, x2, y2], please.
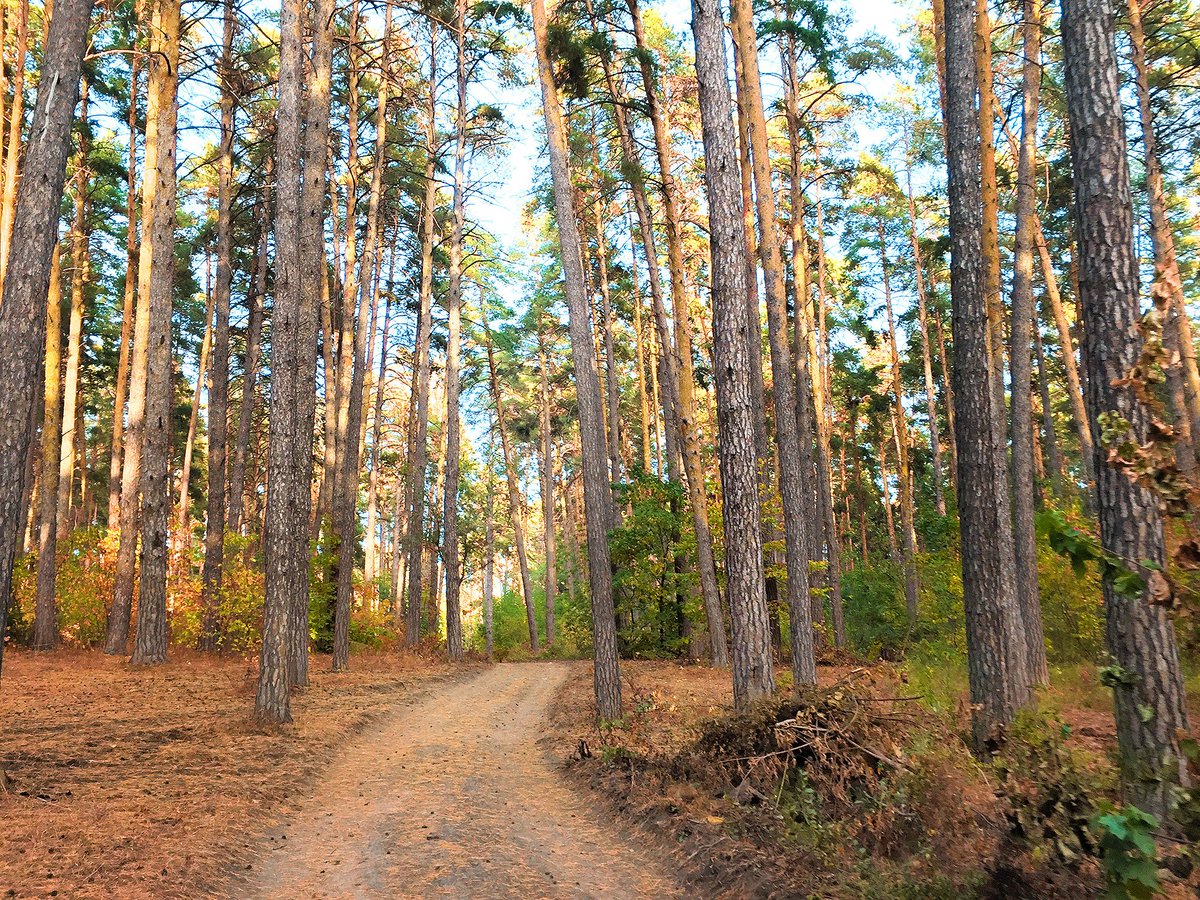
[0, 0, 1197, 892]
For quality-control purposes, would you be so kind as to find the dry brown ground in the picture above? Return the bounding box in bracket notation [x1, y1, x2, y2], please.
[0, 647, 469, 898]
[547, 659, 1197, 899]
[246, 662, 680, 898]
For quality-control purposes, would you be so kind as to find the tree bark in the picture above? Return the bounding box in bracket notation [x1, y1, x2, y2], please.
[106, 0, 167, 656]
[289, 0, 334, 686]
[58, 88, 89, 541]
[404, 33, 438, 646]
[331, 0, 390, 673]
[0, 0, 28, 285]
[729, 0, 815, 689]
[538, 334, 558, 649]
[32, 247, 65, 650]
[109, 44, 140, 527]
[1007, 0, 1049, 684]
[130, 0, 181, 667]
[690, 0, 775, 708]
[531, 0, 621, 716]
[443, 0, 467, 662]
[198, 0, 236, 650]
[228, 170, 269, 537]
[1061, 0, 1191, 819]
[256, 0, 308, 723]
[944, 0, 1032, 749]
[0, 0, 86, 680]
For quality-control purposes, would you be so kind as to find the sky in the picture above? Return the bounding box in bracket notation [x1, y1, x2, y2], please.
[468, 0, 915, 250]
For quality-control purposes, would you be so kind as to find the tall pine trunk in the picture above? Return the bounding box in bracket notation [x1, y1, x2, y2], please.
[198, 0, 235, 649]
[0, 0, 92, 679]
[1007, 0, 1048, 684]
[944, 0, 1032, 749]
[130, 0, 181, 666]
[442, 0, 467, 661]
[729, 0, 815, 688]
[690, 0, 776, 709]
[531, 0, 621, 716]
[1061, 0, 1191, 819]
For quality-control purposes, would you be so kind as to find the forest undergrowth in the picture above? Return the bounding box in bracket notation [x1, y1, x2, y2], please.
[551, 659, 1200, 899]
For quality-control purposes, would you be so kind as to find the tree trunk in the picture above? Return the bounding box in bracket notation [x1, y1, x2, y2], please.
[109, 45, 140, 527]
[1033, 218, 1095, 488]
[363, 290, 393, 588]
[590, 22, 729, 664]
[58, 87, 90, 540]
[177, 269, 213, 536]
[532, 0, 621, 715]
[130, 0, 181, 667]
[975, 0, 1005, 424]
[443, 0, 467, 662]
[404, 34, 438, 646]
[538, 334, 558, 649]
[107, 0, 169, 656]
[32, 247, 65, 650]
[331, 0, 390, 673]
[0, 0, 89, 679]
[484, 324, 539, 651]
[1007, 0, 1048, 684]
[944, 0, 1032, 750]
[1033, 317, 1065, 494]
[198, 0, 235, 650]
[730, 0, 815, 689]
[901, 141, 947, 517]
[690, 0, 775, 708]
[1061, 0, 1191, 819]
[228, 170, 269, 537]
[0, 0, 27, 285]
[289, 0, 334, 687]
[483, 457, 495, 660]
[1124, 0, 1200, 466]
[877, 218, 920, 624]
[256, 0, 308, 724]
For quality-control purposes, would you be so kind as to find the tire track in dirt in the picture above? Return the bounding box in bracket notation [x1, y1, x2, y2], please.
[245, 662, 680, 898]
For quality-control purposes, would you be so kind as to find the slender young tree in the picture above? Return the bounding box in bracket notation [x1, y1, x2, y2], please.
[404, 30, 438, 645]
[198, 0, 237, 650]
[32, 248, 66, 651]
[1061, 0, 1192, 819]
[531, 0, 621, 717]
[1007, 0, 1048, 684]
[442, 0, 468, 662]
[109, 36, 140, 526]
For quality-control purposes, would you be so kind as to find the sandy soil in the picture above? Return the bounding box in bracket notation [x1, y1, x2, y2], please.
[243, 662, 681, 899]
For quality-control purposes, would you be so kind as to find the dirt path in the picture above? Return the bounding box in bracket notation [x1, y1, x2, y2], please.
[244, 662, 680, 899]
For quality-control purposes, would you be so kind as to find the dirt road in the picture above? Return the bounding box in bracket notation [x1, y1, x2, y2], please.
[246, 662, 679, 898]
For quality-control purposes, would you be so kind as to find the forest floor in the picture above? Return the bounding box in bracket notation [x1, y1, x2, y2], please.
[548, 659, 1200, 898]
[0, 647, 471, 898]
